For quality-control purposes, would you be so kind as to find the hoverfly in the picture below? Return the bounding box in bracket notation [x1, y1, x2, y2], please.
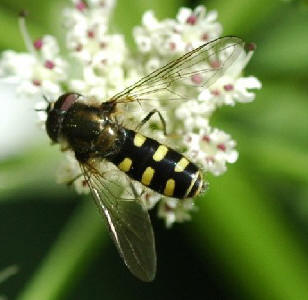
[45, 36, 245, 281]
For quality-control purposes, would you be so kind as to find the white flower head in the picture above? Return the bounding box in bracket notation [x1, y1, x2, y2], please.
[0, 24, 67, 99]
[174, 100, 213, 132]
[198, 44, 262, 107]
[127, 181, 162, 210]
[158, 197, 196, 228]
[56, 152, 90, 194]
[134, 6, 222, 58]
[184, 127, 238, 176]
[0, 3, 261, 227]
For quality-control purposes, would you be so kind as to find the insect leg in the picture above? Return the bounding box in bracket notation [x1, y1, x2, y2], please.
[65, 173, 83, 186]
[136, 109, 167, 135]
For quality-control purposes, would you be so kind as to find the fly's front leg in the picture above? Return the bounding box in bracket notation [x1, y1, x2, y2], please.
[136, 109, 167, 135]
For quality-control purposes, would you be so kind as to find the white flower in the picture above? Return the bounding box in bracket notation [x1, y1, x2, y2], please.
[128, 181, 162, 210]
[198, 45, 262, 107]
[134, 6, 222, 58]
[199, 75, 262, 106]
[0, 34, 67, 99]
[69, 66, 108, 98]
[56, 152, 89, 194]
[175, 6, 222, 50]
[184, 127, 238, 176]
[174, 100, 214, 132]
[158, 197, 196, 228]
[64, 0, 117, 64]
[0, 81, 42, 159]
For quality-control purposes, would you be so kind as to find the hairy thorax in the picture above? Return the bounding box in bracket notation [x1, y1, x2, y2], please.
[60, 102, 123, 162]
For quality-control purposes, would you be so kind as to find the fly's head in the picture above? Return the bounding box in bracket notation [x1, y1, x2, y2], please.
[45, 92, 80, 143]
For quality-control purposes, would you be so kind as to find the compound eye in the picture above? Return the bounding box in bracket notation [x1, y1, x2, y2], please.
[55, 93, 80, 112]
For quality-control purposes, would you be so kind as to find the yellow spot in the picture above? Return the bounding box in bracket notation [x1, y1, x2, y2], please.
[153, 145, 168, 161]
[193, 172, 203, 197]
[175, 157, 189, 172]
[184, 171, 199, 198]
[164, 179, 175, 197]
[134, 133, 146, 147]
[141, 167, 155, 186]
[118, 157, 132, 172]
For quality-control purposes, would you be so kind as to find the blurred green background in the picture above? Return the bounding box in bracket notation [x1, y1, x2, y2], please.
[1, 0, 308, 299]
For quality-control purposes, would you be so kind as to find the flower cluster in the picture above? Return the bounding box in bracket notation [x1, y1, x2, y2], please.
[63, 0, 130, 99]
[0, 1, 261, 227]
[132, 6, 261, 177]
[134, 7, 222, 59]
[184, 127, 238, 176]
[0, 33, 67, 99]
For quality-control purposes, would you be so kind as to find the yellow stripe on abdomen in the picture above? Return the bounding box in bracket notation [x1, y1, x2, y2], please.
[141, 167, 155, 186]
[134, 133, 146, 147]
[118, 157, 132, 172]
[164, 179, 175, 197]
[174, 157, 189, 172]
[153, 145, 168, 161]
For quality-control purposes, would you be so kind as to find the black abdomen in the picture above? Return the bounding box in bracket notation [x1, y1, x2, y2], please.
[109, 129, 202, 199]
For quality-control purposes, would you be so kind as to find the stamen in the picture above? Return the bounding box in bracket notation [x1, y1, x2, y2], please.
[32, 79, 41, 86]
[224, 84, 234, 91]
[18, 10, 37, 56]
[75, 44, 83, 52]
[75, 1, 87, 11]
[191, 74, 202, 85]
[186, 15, 197, 25]
[246, 42, 256, 52]
[169, 42, 176, 50]
[211, 89, 220, 96]
[87, 30, 95, 38]
[210, 60, 221, 69]
[202, 135, 210, 142]
[33, 38, 43, 50]
[217, 143, 226, 151]
[201, 33, 209, 41]
[44, 60, 55, 69]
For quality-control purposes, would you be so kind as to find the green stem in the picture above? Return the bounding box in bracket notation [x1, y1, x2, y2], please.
[0, 6, 45, 51]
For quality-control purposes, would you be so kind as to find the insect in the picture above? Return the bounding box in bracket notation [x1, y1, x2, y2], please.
[45, 36, 245, 281]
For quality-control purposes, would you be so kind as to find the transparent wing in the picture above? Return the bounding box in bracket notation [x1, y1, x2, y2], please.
[80, 163, 156, 282]
[109, 36, 245, 103]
